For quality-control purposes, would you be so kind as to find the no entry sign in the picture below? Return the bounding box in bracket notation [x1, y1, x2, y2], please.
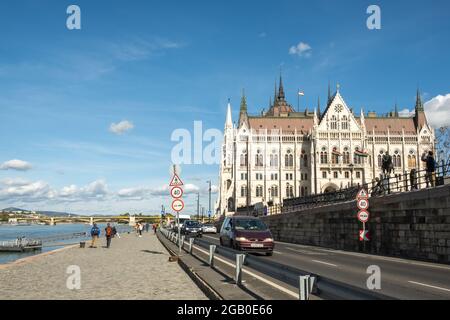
[357, 210, 370, 223]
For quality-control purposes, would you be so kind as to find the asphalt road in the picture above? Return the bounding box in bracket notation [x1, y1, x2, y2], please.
[201, 233, 450, 300]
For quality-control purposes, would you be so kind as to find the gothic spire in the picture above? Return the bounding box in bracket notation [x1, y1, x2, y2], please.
[327, 81, 331, 105]
[240, 89, 247, 112]
[317, 96, 321, 118]
[278, 74, 285, 100]
[225, 99, 232, 129]
[415, 88, 424, 111]
[394, 102, 399, 117]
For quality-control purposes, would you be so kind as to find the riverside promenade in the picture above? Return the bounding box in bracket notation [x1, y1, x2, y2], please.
[0, 230, 207, 300]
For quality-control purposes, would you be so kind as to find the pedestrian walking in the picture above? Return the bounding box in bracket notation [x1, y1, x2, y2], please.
[90, 223, 100, 248]
[425, 151, 436, 188]
[105, 223, 113, 248]
[138, 222, 143, 237]
[112, 224, 120, 239]
[152, 223, 157, 234]
[145, 222, 150, 233]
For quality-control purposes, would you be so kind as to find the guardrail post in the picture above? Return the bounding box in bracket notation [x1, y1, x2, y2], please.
[181, 235, 185, 249]
[299, 275, 312, 300]
[235, 254, 245, 285]
[209, 245, 216, 267]
[189, 238, 194, 254]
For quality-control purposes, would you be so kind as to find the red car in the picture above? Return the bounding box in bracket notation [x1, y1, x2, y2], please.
[219, 216, 274, 256]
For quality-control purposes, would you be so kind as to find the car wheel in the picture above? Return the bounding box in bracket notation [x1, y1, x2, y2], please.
[219, 238, 223, 246]
[266, 252, 273, 257]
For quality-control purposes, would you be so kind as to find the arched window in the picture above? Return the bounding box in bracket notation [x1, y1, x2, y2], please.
[408, 150, 417, 168]
[341, 115, 349, 130]
[354, 147, 363, 165]
[320, 151, 328, 164]
[343, 147, 350, 164]
[240, 185, 247, 198]
[255, 149, 264, 167]
[394, 150, 401, 168]
[285, 150, 293, 167]
[240, 150, 248, 167]
[256, 185, 263, 198]
[286, 183, 294, 199]
[332, 147, 339, 164]
[301, 150, 308, 167]
[331, 115, 338, 130]
[270, 185, 278, 198]
[270, 150, 278, 167]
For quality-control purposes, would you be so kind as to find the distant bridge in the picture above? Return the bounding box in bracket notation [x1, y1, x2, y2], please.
[10, 215, 163, 226]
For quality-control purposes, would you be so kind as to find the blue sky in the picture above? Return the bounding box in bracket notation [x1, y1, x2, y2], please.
[0, 0, 449, 215]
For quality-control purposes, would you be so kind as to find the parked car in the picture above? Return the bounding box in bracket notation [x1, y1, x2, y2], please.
[201, 223, 217, 234]
[219, 216, 274, 256]
[181, 220, 203, 237]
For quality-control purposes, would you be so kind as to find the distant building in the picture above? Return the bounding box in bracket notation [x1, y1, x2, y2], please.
[216, 77, 434, 215]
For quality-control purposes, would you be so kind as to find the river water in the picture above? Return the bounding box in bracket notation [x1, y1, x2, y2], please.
[0, 223, 132, 264]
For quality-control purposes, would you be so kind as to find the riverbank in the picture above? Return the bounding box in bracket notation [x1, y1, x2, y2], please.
[0, 231, 207, 300]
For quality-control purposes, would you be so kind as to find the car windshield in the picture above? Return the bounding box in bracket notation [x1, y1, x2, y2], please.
[185, 221, 200, 227]
[204, 224, 213, 227]
[233, 219, 267, 231]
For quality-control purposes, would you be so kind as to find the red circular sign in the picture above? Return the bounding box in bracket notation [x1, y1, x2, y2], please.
[172, 199, 184, 212]
[357, 199, 369, 210]
[357, 210, 370, 223]
[170, 186, 183, 199]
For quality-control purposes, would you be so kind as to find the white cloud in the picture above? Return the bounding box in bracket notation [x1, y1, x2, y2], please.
[398, 108, 414, 117]
[0, 159, 32, 171]
[109, 120, 134, 135]
[111, 37, 184, 62]
[0, 178, 30, 187]
[424, 94, 450, 128]
[0, 180, 54, 202]
[289, 42, 312, 57]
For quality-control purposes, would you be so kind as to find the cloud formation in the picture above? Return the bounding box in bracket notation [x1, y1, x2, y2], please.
[0, 159, 32, 171]
[289, 42, 312, 57]
[109, 120, 134, 135]
[424, 94, 450, 128]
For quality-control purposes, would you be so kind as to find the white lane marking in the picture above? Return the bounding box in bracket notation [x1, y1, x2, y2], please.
[408, 281, 450, 293]
[192, 245, 298, 299]
[276, 241, 450, 271]
[273, 250, 283, 254]
[284, 247, 327, 255]
[203, 235, 219, 241]
[311, 260, 338, 267]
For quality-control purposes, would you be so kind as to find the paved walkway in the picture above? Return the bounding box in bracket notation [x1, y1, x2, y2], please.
[0, 231, 207, 300]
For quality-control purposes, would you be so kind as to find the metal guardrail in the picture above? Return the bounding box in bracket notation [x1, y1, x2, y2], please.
[159, 227, 393, 300]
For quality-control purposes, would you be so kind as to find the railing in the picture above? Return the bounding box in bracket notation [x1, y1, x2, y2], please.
[280, 159, 450, 214]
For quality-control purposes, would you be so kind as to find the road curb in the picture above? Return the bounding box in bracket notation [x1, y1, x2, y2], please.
[157, 231, 223, 300]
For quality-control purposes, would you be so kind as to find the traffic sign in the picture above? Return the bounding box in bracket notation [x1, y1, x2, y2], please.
[208, 210, 211, 217]
[169, 173, 184, 187]
[357, 198, 369, 210]
[170, 186, 183, 199]
[359, 230, 370, 241]
[356, 188, 369, 200]
[171, 199, 184, 212]
[357, 210, 370, 223]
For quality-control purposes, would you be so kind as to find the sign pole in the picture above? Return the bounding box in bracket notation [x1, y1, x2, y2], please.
[177, 210, 181, 253]
[363, 222, 366, 252]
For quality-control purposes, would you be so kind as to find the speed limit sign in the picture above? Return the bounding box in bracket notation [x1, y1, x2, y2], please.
[170, 186, 183, 199]
[357, 199, 369, 210]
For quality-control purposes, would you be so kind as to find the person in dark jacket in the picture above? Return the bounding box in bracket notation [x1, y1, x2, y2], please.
[425, 151, 436, 188]
[90, 223, 100, 248]
[105, 223, 113, 248]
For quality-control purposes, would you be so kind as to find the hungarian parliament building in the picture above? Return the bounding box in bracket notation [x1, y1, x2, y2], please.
[215, 77, 435, 215]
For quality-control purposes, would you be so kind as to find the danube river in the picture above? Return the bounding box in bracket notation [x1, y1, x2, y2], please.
[0, 223, 132, 264]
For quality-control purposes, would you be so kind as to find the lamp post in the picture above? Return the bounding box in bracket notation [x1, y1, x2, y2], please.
[206, 180, 212, 222]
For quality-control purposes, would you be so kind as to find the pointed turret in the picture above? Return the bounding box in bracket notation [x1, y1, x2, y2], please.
[225, 99, 233, 129]
[278, 75, 285, 100]
[238, 89, 249, 128]
[360, 108, 366, 128]
[414, 88, 427, 130]
[394, 102, 399, 117]
[327, 81, 331, 105]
